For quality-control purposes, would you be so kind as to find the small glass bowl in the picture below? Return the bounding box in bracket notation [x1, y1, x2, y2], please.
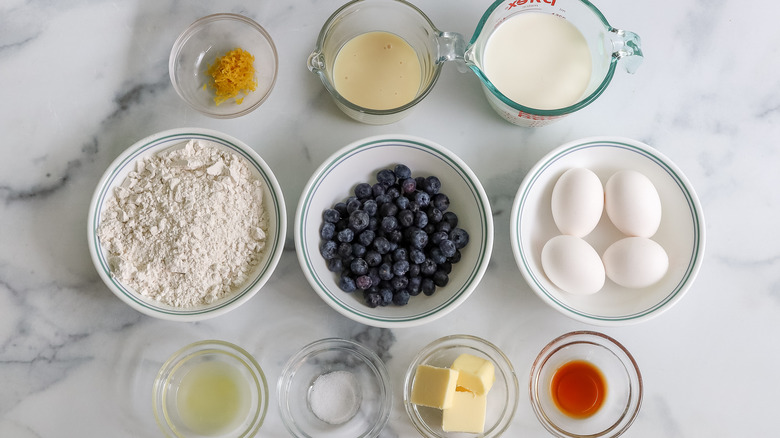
[153, 340, 269, 438]
[403, 335, 519, 438]
[530, 331, 643, 438]
[169, 13, 278, 118]
[277, 338, 392, 438]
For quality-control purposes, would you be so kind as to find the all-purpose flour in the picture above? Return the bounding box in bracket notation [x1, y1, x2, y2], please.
[98, 139, 269, 307]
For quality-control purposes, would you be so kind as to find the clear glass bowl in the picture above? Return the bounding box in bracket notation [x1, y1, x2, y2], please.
[403, 334, 519, 437]
[153, 340, 269, 437]
[277, 338, 392, 438]
[169, 13, 278, 118]
[530, 331, 643, 438]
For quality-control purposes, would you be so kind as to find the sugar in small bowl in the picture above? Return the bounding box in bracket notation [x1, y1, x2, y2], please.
[153, 340, 269, 437]
[277, 338, 392, 438]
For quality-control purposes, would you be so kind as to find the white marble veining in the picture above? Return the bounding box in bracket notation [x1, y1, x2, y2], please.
[1, 0, 779, 436]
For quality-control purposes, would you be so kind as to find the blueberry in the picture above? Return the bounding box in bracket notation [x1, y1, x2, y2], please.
[390, 275, 409, 290]
[429, 247, 447, 265]
[408, 277, 422, 296]
[337, 242, 353, 259]
[443, 211, 458, 228]
[364, 291, 382, 308]
[320, 222, 336, 240]
[355, 275, 373, 290]
[448, 249, 461, 264]
[421, 277, 436, 296]
[423, 176, 441, 195]
[368, 268, 380, 287]
[393, 247, 408, 261]
[323, 208, 341, 223]
[375, 194, 391, 205]
[393, 260, 410, 276]
[339, 276, 356, 292]
[350, 258, 368, 276]
[376, 169, 396, 186]
[414, 210, 429, 228]
[327, 258, 343, 273]
[346, 197, 361, 213]
[379, 288, 393, 306]
[439, 239, 457, 258]
[358, 229, 375, 247]
[427, 206, 443, 224]
[362, 199, 378, 217]
[410, 248, 426, 265]
[379, 202, 398, 218]
[337, 228, 354, 243]
[415, 176, 426, 189]
[414, 191, 430, 208]
[320, 240, 338, 259]
[354, 182, 372, 199]
[424, 223, 436, 235]
[352, 243, 366, 258]
[333, 202, 348, 218]
[373, 236, 392, 254]
[387, 229, 403, 244]
[408, 263, 421, 277]
[433, 270, 449, 287]
[439, 261, 452, 274]
[432, 193, 450, 211]
[368, 217, 379, 231]
[409, 228, 428, 249]
[431, 230, 448, 246]
[381, 216, 398, 233]
[420, 258, 437, 276]
[450, 228, 470, 249]
[436, 221, 452, 233]
[349, 210, 369, 232]
[395, 195, 409, 210]
[372, 183, 386, 197]
[394, 164, 412, 180]
[398, 209, 414, 227]
[378, 263, 394, 281]
[386, 186, 401, 199]
[393, 289, 410, 306]
[401, 178, 416, 194]
[382, 254, 394, 266]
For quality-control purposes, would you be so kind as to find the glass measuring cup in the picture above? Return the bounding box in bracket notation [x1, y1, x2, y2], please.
[463, 0, 643, 127]
[307, 0, 454, 125]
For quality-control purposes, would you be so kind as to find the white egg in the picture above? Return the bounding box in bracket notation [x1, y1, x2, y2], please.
[605, 170, 662, 237]
[541, 235, 605, 295]
[551, 168, 604, 237]
[602, 237, 669, 289]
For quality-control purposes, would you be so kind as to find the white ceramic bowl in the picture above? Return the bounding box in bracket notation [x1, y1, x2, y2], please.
[510, 137, 705, 325]
[88, 128, 287, 321]
[295, 135, 493, 328]
[170, 13, 278, 118]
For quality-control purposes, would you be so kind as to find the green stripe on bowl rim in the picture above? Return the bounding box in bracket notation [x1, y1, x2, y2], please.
[515, 138, 704, 322]
[91, 131, 284, 316]
[299, 137, 491, 323]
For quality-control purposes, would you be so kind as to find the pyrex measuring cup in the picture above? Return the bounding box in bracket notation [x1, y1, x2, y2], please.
[464, 0, 643, 127]
[307, 0, 450, 125]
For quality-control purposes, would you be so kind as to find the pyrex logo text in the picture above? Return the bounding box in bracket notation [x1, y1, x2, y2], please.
[507, 0, 556, 10]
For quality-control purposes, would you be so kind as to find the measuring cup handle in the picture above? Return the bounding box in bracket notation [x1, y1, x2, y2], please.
[436, 31, 468, 71]
[610, 28, 644, 74]
[307, 51, 325, 73]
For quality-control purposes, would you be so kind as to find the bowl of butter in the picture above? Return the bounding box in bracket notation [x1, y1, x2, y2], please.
[403, 334, 519, 437]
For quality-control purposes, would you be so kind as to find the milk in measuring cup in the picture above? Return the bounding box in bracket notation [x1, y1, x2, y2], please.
[484, 13, 591, 110]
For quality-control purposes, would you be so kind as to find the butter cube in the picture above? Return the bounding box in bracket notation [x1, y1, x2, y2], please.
[451, 353, 495, 395]
[410, 364, 459, 409]
[442, 389, 487, 433]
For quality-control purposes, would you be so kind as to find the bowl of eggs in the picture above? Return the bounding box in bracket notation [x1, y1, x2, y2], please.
[510, 137, 705, 325]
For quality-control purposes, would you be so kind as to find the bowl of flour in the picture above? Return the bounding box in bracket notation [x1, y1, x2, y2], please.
[88, 128, 287, 321]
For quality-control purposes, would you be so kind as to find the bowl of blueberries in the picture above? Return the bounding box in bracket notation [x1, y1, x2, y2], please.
[295, 135, 494, 328]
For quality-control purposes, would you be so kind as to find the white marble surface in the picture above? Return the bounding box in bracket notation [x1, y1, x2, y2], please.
[1, 0, 779, 436]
